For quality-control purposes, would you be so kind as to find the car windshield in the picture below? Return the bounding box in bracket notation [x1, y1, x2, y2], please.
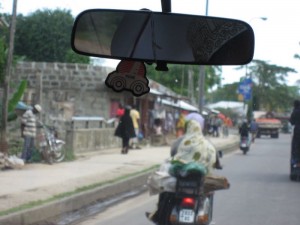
[0, 1, 300, 225]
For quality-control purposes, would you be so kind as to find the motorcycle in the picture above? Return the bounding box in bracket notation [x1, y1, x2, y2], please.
[290, 135, 300, 181]
[148, 171, 214, 225]
[37, 122, 65, 164]
[240, 136, 250, 155]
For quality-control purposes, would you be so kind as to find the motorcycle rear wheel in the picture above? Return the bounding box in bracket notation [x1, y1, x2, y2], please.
[52, 144, 65, 163]
[41, 147, 53, 165]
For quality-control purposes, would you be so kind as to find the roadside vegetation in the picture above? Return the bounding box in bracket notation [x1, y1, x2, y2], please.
[1, 7, 300, 154]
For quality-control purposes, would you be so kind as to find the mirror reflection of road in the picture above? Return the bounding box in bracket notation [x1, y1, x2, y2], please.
[77, 134, 300, 225]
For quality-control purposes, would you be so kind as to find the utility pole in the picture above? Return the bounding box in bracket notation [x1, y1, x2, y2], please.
[247, 17, 267, 120]
[198, 0, 209, 114]
[0, 0, 18, 154]
[188, 69, 195, 105]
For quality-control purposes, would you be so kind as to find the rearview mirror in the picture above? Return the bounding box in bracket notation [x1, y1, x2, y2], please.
[71, 9, 255, 65]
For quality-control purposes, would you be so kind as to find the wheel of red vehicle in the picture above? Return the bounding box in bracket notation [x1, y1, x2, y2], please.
[111, 77, 126, 92]
[131, 81, 149, 96]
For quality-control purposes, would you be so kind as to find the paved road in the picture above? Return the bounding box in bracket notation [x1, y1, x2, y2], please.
[0, 133, 239, 225]
[76, 133, 300, 225]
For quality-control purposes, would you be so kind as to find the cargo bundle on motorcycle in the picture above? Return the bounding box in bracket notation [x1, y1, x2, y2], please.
[147, 160, 229, 225]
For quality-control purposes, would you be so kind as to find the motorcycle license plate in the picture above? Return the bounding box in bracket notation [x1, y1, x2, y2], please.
[179, 209, 194, 223]
[241, 143, 247, 147]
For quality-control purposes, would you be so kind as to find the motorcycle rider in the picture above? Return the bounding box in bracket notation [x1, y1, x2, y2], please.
[239, 119, 250, 150]
[146, 119, 222, 223]
[239, 119, 249, 138]
[289, 100, 300, 168]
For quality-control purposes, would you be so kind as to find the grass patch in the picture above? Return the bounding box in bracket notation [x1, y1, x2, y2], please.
[63, 148, 76, 162]
[0, 164, 159, 217]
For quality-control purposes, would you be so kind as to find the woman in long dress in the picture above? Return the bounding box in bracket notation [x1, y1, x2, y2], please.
[115, 106, 136, 154]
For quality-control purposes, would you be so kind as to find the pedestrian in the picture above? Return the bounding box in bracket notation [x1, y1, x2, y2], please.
[116, 102, 124, 119]
[115, 106, 136, 154]
[130, 104, 142, 149]
[176, 113, 186, 138]
[223, 117, 231, 137]
[249, 119, 258, 142]
[216, 116, 223, 137]
[21, 104, 42, 163]
[289, 100, 300, 167]
[211, 115, 220, 137]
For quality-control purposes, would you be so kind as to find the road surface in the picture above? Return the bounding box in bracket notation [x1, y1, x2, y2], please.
[76, 134, 300, 225]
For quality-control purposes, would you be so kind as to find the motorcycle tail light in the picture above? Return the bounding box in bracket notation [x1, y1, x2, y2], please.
[181, 197, 196, 207]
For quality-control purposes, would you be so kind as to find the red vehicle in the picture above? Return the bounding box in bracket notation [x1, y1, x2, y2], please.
[105, 60, 150, 96]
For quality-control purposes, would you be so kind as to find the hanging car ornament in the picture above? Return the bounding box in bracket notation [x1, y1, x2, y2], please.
[105, 60, 150, 97]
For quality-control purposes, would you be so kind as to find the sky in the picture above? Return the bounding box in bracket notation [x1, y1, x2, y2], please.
[1, 0, 300, 85]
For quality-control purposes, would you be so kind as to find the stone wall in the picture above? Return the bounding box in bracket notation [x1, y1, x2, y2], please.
[9, 62, 127, 152]
[12, 62, 117, 120]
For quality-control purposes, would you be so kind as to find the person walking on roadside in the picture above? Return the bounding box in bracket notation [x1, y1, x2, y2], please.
[130, 104, 142, 149]
[223, 117, 231, 137]
[211, 115, 220, 137]
[289, 100, 300, 167]
[116, 102, 124, 119]
[21, 104, 42, 163]
[115, 106, 136, 154]
[249, 119, 258, 142]
[176, 113, 186, 138]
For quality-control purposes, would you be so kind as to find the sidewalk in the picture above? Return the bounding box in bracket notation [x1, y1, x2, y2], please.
[0, 135, 239, 225]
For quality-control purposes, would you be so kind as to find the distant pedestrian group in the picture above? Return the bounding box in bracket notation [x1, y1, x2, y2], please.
[209, 115, 223, 137]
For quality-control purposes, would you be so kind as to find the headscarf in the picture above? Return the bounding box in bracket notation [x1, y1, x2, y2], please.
[172, 119, 216, 174]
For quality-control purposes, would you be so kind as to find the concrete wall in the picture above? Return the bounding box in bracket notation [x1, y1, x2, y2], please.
[11, 62, 127, 123]
[66, 128, 121, 153]
[9, 62, 127, 152]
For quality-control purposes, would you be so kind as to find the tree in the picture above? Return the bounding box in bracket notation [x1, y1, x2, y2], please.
[14, 9, 90, 63]
[294, 42, 300, 89]
[0, 80, 27, 125]
[0, 38, 6, 85]
[0, 14, 10, 85]
[146, 64, 221, 100]
[246, 60, 297, 111]
[1, 0, 18, 154]
[206, 82, 240, 103]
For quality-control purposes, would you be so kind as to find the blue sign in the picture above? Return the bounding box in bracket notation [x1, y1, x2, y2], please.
[238, 78, 252, 101]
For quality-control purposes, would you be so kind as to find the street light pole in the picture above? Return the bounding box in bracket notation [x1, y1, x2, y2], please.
[247, 17, 267, 120]
[198, 0, 209, 114]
